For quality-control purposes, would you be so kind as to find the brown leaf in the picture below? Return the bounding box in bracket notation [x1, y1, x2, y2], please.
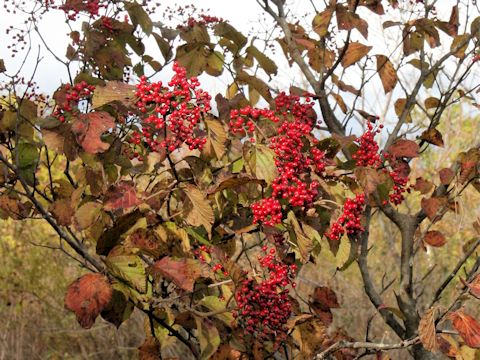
[355, 167, 380, 195]
[292, 318, 328, 357]
[414, 177, 434, 194]
[151, 257, 206, 292]
[439, 168, 455, 185]
[420, 128, 444, 147]
[387, 139, 419, 158]
[424, 97, 440, 109]
[103, 182, 141, 211]
[336, 5, 368, 39]
[424, 231, 447, 247]
[138, 337, 161, 360]
[421, 197, 447, 222]
[50, 199, 74, 226]
[92, 81, 136, 109]
[332, 93, 347, 113]
[462, 274, 480, 299]
[71, 112, 115, 154]
[376, 55, 397, 93]
[341, 42, 372, 68]
[437, 334, 459, 358]
[64, 273, 113, 329]
[448, 310, 480, 349]
[207, 173, 261, 195]
[211, 344, 243, 360]
[310, 286, 340, 326]
[183, 184, 215, 236]
[419, 307, 438, 352]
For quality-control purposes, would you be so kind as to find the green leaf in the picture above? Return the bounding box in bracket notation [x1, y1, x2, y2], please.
[246, 46, 277, 75]
[105, 254, 147, 294]
[214, 22, 247, 51]
[195, 317, 221, 360]
[15, 142, 39, 185]
[74, 202, 103, 230]
[205, 51, 224, 76]
[244, 144, 278, 185]
[199, 296, 235, 325]
[125, 2, 153, 35]
[176, 43, 209, 77]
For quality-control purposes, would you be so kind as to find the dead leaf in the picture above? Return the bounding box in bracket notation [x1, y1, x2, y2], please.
[419, 307, 438, 352]
[104, 182, 141, 211]
[448, 310, 480, 349]
[71, 112, 115, 154]
[341, 42, 372, 68]
[64, 273, 113, 329]
[376, 55, 397, 93]
[387, 139, 419, 158]
[151, 257, 207, 292]
[420, 128, 444, 147]
[424, 231, 447, 247]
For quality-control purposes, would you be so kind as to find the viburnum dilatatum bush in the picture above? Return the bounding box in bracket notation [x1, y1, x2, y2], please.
[131, 62, 209, 153]
[233, 247, 296, 346]
[5, 0, 480, 359]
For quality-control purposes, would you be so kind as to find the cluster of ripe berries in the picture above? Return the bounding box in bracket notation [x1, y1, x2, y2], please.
[53, 81, 95, 122]
[229, 106, 279, 141]
[387, 166, 411, 205]
[60, 0, 102, 20]
[352, 121, 411, 206]
[353, 122, 383, 167]
[234, 247, 296, 345]
[131, 62, 210, 153]
[251, 93, 326, 226]
[326, 194, 366, 241]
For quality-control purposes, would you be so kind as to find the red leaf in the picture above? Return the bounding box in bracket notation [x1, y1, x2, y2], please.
[448, 310, 480, 348]
[421, 197, 447, 222]
[424, 230, 447, 247]
[64, 273, 113, 329]
[387, 139, 419, 158]
[71, 111, 115, 154]
[439, 168, 455, 185]
[414, 177, 433, 194]
[462, 274, 480, 299]
[138, 337, 161, 360]
[104, 182, 141, 211]
[312, 286, 340, 309]
[151, 257, 207, 292]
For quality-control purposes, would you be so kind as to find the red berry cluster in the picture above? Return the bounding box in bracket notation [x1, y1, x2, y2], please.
[326, 194, 366, 241]
[60, 0, 102, 20]
[233, 247, 296, 345]
[53, 81, 95, 122]
[132, 62, 210, 153]
[193, 245, 211, 263]
[387, 167, 410, 205]
[353, 122, 383, 168]
[229, 106, 279, 139]
[250, 93, 326, 226]
[252, 197, 282, 226]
